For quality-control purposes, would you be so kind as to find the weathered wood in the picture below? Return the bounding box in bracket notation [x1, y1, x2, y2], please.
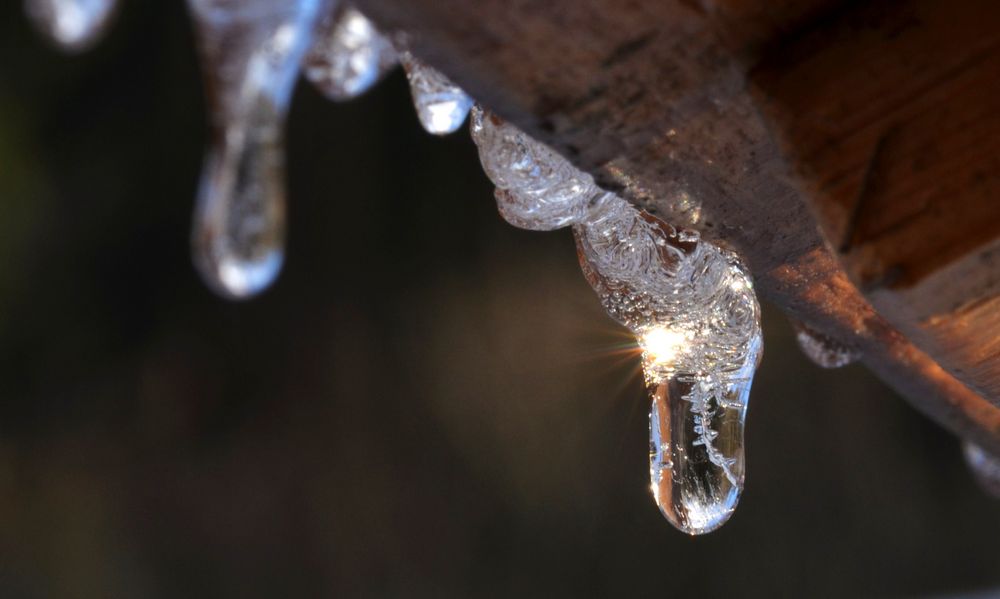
[354, 0, 1000, 452]
[751, 0, 1000, 403]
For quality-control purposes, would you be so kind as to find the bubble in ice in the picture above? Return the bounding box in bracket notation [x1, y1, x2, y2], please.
[187, 0, 321, 299]
[304, 3, 397, 101]
[25, 0, 118, 52]
[400, 50, 473, 135]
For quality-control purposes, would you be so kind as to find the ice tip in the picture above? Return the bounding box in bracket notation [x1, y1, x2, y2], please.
[656, 496, 738, 536]
[194, 246, 285, 301]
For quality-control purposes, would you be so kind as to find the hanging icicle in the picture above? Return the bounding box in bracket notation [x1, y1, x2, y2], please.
[470, 105, 763, 535]
[304, 2, 397, 101]
[791, 319, 860, 369]
[400, 50, 472, 135]
[575, 198, 762, 535]
[26, 0, 119, 52]
[186, 0, 321, 299]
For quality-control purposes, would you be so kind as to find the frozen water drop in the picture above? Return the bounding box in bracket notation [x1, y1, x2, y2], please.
[304, 3, 397, 101]
[649, 375, 749, 535]
[963, 441, 1000, 498]
[187, 0, 320, 299]
[792, 319, 860, 369]
[470, 104, 612, 230]
[25, 0, 118, 52]
[400, 51, 472, 135]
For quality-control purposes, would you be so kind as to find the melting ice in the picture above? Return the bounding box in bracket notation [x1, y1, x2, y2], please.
[187, 0, 321, 299]
[470, 105, 763, 534]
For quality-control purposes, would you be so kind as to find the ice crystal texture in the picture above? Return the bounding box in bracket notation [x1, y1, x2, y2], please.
[792, 320, 859, 369]
[26, 0, 118, 52]
[576, 199, 762, 535]
[187, 0, 321, 299]
[470, 105, 763, 535]
[963, 442, 1000, 498]
[470, 105, 612, 230]
[400, 51, 472, 135]
[304, 3, 397, 101]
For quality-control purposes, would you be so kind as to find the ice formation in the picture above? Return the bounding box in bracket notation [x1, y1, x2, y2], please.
[471, 105, 763, 534]
[304, 3, 397, 101]
[186, 0, 321, 299]
[26, 0, 118, 52]
[792, 320, 860, 369]
[400, 51, 473, 135]
[963, 442, 1000, 498]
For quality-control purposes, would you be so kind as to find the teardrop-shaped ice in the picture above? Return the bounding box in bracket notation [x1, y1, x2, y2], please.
[792, 319, 860, 369]
[187, 0, 320, 299]
[646, 350, 759, 534]
[400, 51, 472, 135]
[25, 0, 118, 52]
[304, 3, 397, 101]
[574, 196, 763, 535]
[963, 441, 1000, 498]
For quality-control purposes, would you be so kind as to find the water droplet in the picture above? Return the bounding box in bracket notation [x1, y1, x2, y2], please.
[26, 0, 118, 52]
[963, 441, 1000, 498]
[187, 0, 320, 299]
[792, 319, 860, 369]
[304, 4, 396, 101]
[400, 51, 472, 135]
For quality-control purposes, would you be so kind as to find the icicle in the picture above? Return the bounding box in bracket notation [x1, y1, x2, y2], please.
[791, 319, 860, 369]
[187, 0, 320, 299]
[469, 105, 763, 535]
[963, 442, 1000, 498]
[303, 3, 397, 101]
[575, 199, 762, 535]
[400, 51, 472, 135]
[25, 0, 118, 52]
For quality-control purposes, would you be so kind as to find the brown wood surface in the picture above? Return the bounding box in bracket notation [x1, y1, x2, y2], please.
[354, 0, 1000, 452]
[751, 0, 1000, 404]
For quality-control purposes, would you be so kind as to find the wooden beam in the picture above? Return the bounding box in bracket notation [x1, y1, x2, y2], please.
[751, 0, 1000, 403]
[354, 0, 1000, 452]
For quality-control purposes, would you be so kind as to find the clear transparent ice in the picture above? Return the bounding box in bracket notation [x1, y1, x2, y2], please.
[469, 104, 764, 534]
[401, 51, 472, 135]
[187, 0, 321, 299]
[304, 4, 397, 101]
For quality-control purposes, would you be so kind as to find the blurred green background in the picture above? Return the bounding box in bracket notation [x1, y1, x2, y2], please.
[0, 2, 998, 597]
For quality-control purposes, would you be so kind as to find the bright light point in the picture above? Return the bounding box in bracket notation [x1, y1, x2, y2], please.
[730, 278, 747, 292]
[640, 327, 689, 365]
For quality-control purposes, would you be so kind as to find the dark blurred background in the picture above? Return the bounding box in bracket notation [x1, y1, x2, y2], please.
[0, 3, 998, 598]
